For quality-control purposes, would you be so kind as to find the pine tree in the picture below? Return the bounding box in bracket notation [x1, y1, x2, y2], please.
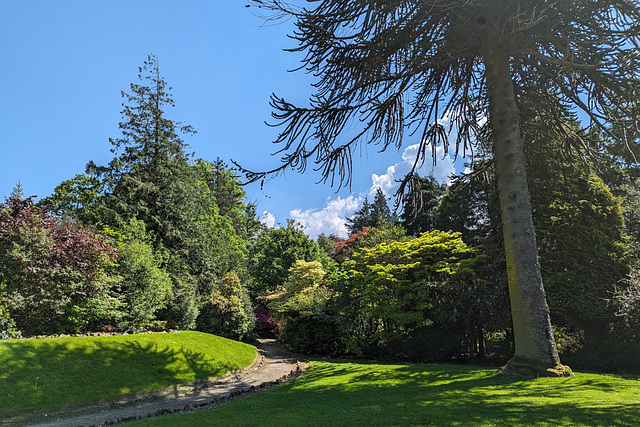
[346, 188, 397, 234]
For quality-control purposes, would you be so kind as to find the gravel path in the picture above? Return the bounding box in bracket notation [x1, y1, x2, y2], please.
[1, 339, 308, 427]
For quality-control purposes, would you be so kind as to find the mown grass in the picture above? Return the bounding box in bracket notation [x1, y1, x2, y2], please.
[129, 360, 640, 427]
[0, 331, 256, 414]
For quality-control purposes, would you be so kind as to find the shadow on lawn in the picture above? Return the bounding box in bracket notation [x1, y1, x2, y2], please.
[0, 337, 240, 414]
[233, 360, 640, 427]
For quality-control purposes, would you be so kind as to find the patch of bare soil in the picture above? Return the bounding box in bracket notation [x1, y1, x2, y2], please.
[1, 339, 309, 427]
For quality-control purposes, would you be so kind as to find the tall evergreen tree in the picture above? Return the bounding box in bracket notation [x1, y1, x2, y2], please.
[240, 0, 640, 375]
[87, 55, 246, 329]
[346, 188, 397, 234]
[401, 174, 448, 236]
[437, 121, 632, 349]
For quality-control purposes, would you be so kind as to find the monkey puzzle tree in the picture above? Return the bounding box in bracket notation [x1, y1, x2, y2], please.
[240, 0, 640, 375]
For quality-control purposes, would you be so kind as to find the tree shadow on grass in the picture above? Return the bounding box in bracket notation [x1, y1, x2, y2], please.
[209, 360, 640, 427]
[0, 336, 242, 415]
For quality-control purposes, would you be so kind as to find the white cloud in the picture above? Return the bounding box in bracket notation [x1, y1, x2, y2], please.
[260, 211, 276, 229]
[291, 143, 458, 239]
[370, 144, 456, 199]
[289, 195, 361, 239]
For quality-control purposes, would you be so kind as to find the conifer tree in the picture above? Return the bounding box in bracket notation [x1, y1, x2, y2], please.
[88, 55, 245, 329]
[346, 188, 397, 234]
[401, 174, 448, 236]
[240, 0, 640, 375]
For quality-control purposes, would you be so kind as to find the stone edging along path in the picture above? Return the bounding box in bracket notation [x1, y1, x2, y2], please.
[1, 338, 309, 427]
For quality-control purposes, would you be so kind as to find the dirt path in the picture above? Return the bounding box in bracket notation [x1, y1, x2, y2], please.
[1, 339, 309, 427]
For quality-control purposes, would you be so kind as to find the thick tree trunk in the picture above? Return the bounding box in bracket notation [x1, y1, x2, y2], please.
[483, 50, 572, 377]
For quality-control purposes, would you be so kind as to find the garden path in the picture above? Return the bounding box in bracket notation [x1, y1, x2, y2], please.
[3, 339, 308, 427]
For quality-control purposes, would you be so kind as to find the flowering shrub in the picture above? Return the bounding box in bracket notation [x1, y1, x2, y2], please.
[254, 305, 279, 337]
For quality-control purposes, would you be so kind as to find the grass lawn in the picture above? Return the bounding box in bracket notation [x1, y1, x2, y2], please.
[0, 331, 256, 414]
[129, 359, 640, 427]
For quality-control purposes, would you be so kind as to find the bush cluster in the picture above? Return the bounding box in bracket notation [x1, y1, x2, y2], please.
[263, 230, 510, 362]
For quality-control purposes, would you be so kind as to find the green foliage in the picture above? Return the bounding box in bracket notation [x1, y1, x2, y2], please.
[196, 272, 254, 341]
[435, 159, 500, 246]
[39, 174, 107, 224]
[265, 260, 337, 354]
[0, 332, 256, 414]
[615, 268, 640, 332]
[82, 55, 251, 329]
[401, 174, 448, 236]
[345, 188, 398, 235]
[616, 178, 640, 257]
[316, 233, 337, 258]
[266, 260, 330, 317]
[102, 220, 172, 331]
[437, 124, 634, 348]
[333, 224, 407, 264]
[193, 158, 261, 242]
[0, 197, 119, 335]
[0, 281, 20, 340]
[336, 231, 484, 356]
[525, 131, 632, 338]
[248, 220, 323, 297]
[273, 229, 502, 360]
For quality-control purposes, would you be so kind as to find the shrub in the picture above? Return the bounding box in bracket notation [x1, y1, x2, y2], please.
[264, 260, 337, 353]
[253, 305, 278, 337]
[196, 272, 254, 341]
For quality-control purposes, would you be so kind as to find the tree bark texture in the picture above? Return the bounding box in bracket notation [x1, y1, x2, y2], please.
[483, 50, 571, 376]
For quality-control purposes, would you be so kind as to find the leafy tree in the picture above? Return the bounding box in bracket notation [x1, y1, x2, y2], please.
[193, 158, 261, 242]
[266, 260, 329, 315]
[265, 260, 335, 353]
[248, 220, 323, 297]
[102, 220, 172, 331]
[401, 174, 448, 236]
[335, 231, 485, 357]
[317, 233, 337, 258]
[346, 188, 398, 234]
[0, 196, 119, 335]
[240, 0, 640, 375]
[39, 174, 107, 224]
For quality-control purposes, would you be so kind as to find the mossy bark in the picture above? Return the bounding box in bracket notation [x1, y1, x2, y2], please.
[483, 50, 572, 377]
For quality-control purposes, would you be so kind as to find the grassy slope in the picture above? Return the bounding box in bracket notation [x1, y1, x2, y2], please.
[0, 331, 256, 414]
[130, 360, 640, 427]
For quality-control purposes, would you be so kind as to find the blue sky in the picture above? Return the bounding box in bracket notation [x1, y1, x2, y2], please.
[0, 1, 463, 238]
